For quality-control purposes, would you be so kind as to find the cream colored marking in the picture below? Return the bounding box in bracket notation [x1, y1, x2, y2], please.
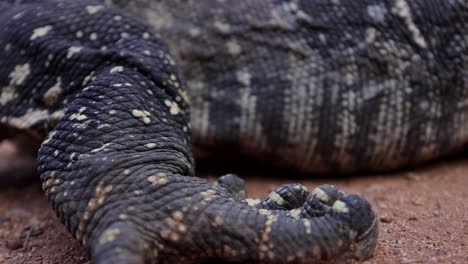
[259, 214, 278, 260]
[365, 27, 377, 44]
[108, 110, 116, 115]
[213, 216, 224, 226]
[9, 109, 49, 129]
[86, 5, 104, 15]
[87, 185, 113, 212]
[214, 21, 231, 33]
[311, 188, 329, 203]
[53, 150, 59, 157]
[245, 198, 261, 207]
[43, 77, 62, 106]
[30, 25, 52, 40]
[0, 86, 17, 105]
[90, 32, 98, 41]
[226, 40, 241, 56]
[123, 169, 130, 175]
[118, 214, 128, 220]
[164, 100, 180, 115]
[70, 152, 77, 160]
[121, 32, 129, 39]
[99, 228, 120, 244]
[76, 31, 84, 38]
[367, 4, 387, 22]
[332, 200, 350, 213]
[110, 66, 124, 73]
[303, 219, 312, 234]
[392, 0, 427, 48]
[69, 107, 87, 121]
[114, 15, 122, 21]
[91, 143, 112, 153]
[200, 189, 216, 201]
[142, 32, 150, 39]
[289, 209, 301, 220]
[258, 209, 270, 216]
[145, 143, 156, 149]
[268, 191, 285, 206]
[147, 173, 169, 186]
[67, 46, 83, 59]
[143, 50, 151, 55]
[172, 211, 183, 221]
[9, 63, 30, 85]
[131, 109, 151, 124]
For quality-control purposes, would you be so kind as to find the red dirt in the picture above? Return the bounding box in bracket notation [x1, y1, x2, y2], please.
[0, 153, 467, 263]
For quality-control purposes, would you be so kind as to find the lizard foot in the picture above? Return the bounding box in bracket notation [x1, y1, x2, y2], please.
[76, 175, 379, 263]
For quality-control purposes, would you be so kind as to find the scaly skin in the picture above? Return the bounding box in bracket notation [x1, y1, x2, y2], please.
[1, 0, 467, 263]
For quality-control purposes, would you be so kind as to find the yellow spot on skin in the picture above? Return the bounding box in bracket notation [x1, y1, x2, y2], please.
[213, 216, 224, 226]
[289, 209, 301, 220]
[43, 77, 62, 106]
[164, 100, 181, 115]
[30, 25, 52, 40]
[268, 191, 285, 206]
[311, 187, 330, 203]
[87, 185, 113, 211]
[90, 32, 98, 41]
[147, 173, 169, 186]
[226, 40, 241, 56]
[110, 66, 124, 73]
[131, 109, 151, 124]
[245, 198, 261, 207]
[0, 86, 17, 105]
[145, 143, 156, 149]
[69, 107, 87, 121]
[258, 209, 271, 215]
[86, 5, 104, 15]
[9, 63, 30, 85]
[200, 189, 216, 201]
[66, 46, 83, 59]
[392, 0, 427, 48]
[9, 109, 48, 129]
[303, 219, 311, 234]
[119, 214, 128, 220]
[172, 211, 183, 221]
[332, 200, 350, 213]
[99, 228, 120, 244]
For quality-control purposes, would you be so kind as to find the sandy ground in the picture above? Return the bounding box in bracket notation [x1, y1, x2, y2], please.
[0, 151, 467, 263]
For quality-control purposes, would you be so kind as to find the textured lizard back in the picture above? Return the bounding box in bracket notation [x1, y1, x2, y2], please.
[136, 0, 468, 173]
